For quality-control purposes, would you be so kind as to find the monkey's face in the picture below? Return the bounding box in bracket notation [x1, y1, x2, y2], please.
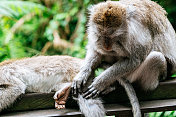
[88, 25, 127, 56]
[95, 28, 115, 52]
[87, 1, 127, 56]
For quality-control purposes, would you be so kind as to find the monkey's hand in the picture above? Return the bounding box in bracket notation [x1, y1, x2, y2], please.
[83, 78, 106, 99]
[72, 71, 91, 95]
[72, 50, 102, 96]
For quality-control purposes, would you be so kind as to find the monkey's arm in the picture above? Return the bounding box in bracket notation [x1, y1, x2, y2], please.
[83, 57, 142, 98]
[72, 49, 102, 94]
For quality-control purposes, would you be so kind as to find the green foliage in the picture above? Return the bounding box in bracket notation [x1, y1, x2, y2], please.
[0, 0, 91, 61]
[149, 111, 176, 117]
[0, 0, 47, 19]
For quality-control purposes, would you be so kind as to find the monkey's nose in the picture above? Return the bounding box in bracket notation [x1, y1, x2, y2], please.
[104, 45, 112, 51]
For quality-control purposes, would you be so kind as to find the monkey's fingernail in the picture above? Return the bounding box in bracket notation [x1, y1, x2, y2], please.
[83, 92, 88, 97]
[85, 93, 92, 99]
[85, 95, 89, 99]
[88, 85, 92, 89]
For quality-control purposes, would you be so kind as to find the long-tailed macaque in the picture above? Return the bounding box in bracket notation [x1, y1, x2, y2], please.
[72, 0, 176, 117]
[0, 55, 83, 111]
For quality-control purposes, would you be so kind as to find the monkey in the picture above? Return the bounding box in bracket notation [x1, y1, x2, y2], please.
[72, 0, 176, 117]
[0, 55, 84, 112]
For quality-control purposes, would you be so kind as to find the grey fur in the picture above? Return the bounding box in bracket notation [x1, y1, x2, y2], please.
[0, 55, 83, 112]
[77, 95, 105, 117]
[72, 0, 176, 117]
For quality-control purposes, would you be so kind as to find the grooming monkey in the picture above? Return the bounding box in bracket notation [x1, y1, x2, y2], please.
[72, 0, 176, 117]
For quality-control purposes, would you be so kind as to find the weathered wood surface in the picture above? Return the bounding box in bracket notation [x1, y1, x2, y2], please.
[2, 93, 55, 113]
[102, 78, 176, 104]
[2, 99, 176, 117]
[1, 78, 176, 113]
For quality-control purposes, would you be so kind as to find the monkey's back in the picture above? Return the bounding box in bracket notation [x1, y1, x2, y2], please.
[120, 0, 176, 73]
[0, 56, 83, 93]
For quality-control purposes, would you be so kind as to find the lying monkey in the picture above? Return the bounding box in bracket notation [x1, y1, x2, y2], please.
[0, 55, 83, 111]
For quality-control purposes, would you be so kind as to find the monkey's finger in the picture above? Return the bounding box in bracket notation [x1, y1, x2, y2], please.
[92, 91, 100, 99]
[85, 90, 98, 99]
[78, 81, 83, 93]
[83, 84, 93, 94]
[83, 87, 95, 98]
[88, 84, 93, 89]
[71, 83, 74, 94]
[83, 87, 94, 97]
[82, 78, 88, 86]
[72, 82, 77, 95]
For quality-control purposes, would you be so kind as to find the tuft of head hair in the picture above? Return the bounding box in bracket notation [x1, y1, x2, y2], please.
[77, 95, 105, 117]
[89, 1, 126, 28]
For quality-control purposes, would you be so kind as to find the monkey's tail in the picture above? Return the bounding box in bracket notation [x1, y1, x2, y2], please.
[77, 95, 105, 117]
[118, 78, 141, 117]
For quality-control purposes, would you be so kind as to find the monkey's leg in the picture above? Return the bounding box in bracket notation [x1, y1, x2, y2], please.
[127, 51, 167, 90]
[54, 83, 71, 109]
[0, 77, 26, 112]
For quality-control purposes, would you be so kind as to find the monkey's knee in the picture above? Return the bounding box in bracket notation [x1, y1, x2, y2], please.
[131, 51, 167, 90]
[147, 51, 167, 76]
[142, 51, 167, 90]
[147, 51, 166, 66]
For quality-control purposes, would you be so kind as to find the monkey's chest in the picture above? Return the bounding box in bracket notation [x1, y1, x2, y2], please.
[103, 56, 119, 64]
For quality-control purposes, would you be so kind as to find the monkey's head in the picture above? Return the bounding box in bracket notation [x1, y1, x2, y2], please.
[87, 1, 127, 55]
[89, 1, 126, 28]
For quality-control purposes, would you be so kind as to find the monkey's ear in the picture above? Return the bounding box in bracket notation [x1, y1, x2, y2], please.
[126, 5, 136, 19]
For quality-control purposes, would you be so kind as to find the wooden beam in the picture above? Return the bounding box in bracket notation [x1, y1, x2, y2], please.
[2, 93, 55, 113]
[2, 99, 176, 116]
[102, 79, 176, 104]
[2, 79, 176, 113]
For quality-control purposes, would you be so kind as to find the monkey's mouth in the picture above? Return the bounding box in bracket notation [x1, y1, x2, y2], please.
[104, 49, 116, 54]
[103, 48, 115, 53]
[109, 50, 116, 53]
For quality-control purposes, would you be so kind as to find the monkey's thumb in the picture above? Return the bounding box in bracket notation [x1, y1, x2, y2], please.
[77, 95, 105, 117]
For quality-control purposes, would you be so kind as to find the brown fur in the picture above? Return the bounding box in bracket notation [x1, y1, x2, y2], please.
[92, 2, 126, 28]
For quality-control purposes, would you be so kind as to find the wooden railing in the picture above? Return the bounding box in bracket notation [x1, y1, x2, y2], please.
[1, 78, 176, 117]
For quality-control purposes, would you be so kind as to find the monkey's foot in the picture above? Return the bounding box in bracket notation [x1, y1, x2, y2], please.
[54, 86, 71, 109]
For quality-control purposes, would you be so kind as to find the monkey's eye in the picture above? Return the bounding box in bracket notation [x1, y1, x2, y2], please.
[115, 40, 123, 47]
